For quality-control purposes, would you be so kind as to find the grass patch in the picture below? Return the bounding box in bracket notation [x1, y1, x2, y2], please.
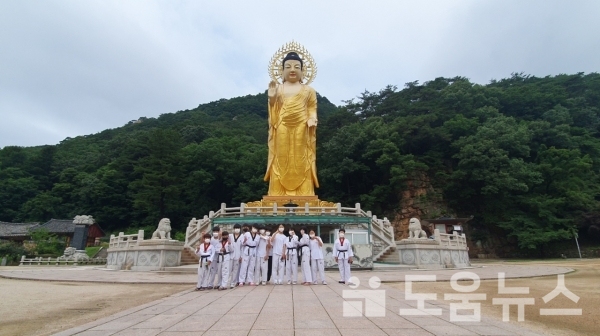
[85, 246, 102, 257]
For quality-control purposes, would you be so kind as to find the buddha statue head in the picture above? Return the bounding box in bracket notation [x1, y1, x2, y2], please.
[282, 52, 303, 83]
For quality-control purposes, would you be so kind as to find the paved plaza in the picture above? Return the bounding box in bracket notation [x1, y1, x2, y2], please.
[0, 263, 572, 284]
[1, 264, 573, 335]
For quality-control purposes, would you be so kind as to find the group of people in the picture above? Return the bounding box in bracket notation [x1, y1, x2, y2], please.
[195, 223, 354, 290]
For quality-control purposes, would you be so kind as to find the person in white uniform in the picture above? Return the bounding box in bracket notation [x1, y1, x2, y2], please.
[298, 227, 313, 285]
[239, 224, 260, 286]
[284, 228, 299, 284]
[195, 233, 214, 291]
[207, 226, 222, 289]
[270, 224, 287, 285]
[228, 224, 243, 288]
[266, 229, 273, 282]
[255, 225, 271, 285]
[216, 231, 234, 290]
[309, 229, 326, 285]
[334, 228, 354, 284]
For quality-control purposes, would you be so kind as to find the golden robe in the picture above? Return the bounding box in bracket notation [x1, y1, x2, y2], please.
[264, 85, 319, 196]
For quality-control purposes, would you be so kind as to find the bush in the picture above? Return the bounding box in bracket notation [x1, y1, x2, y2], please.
[0, 240, 28, 263]
[29, 228, 64, 256]
[174, 231, 186, 242]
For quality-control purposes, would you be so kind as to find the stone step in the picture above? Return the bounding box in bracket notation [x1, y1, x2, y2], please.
[156, 265, 199, 274]
[376, 255, 399, 261]
[372, 262, 413, 271]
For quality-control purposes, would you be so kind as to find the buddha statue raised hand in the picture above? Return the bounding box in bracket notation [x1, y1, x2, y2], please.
[264, 51, 319, 196]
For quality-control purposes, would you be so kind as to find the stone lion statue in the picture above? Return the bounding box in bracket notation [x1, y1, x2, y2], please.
[408, 218, 427, 239]
[61, 247, 90, 261]
[152, 218, 172, 240]
[62, 247, 76, 258]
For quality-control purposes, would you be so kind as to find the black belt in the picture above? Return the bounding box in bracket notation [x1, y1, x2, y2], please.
[245, 245, 257, 255]
[337, 250, 348, 258]
[286, 247, 297, 260]
[217, 252, 229, 263]
[199, 255, 210, 265]
[298, 244, 309, 258]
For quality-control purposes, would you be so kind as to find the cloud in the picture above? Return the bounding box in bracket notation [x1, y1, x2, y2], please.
[1, 0, 599, 147]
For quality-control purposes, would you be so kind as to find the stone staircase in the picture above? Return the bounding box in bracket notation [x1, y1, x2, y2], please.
[375, 246, 399, 264]
[180, 248, 199, 265]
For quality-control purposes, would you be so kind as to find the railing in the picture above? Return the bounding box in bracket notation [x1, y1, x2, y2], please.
[368, 213, 396, 261]
[185, 216, 211, 252]
[184, 202, 397, 262]
[109, 230, 144, 248]
[437, 230, 468, 248]
[19, 256, 107, 266]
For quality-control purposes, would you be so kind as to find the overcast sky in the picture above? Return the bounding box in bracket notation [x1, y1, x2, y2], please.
[1, 0, 599, 148]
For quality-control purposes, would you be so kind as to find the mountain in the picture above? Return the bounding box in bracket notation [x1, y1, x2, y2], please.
[1, 73, 600, 256]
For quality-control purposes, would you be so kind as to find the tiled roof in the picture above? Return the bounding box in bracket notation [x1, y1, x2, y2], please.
[0, 222, 40, 237]
[39, 219, 76, 233]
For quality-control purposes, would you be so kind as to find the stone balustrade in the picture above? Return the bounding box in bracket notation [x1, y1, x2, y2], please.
[107, 229, 184, 271]
[109, 230, 144, 248]
[184, 202, 396, 265]
[437, 231, 468, 248]
[396, 228, 470, 269]
[19, 255, 107, 266]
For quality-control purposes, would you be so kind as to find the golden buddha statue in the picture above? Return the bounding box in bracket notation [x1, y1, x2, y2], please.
[264, 46, 319, 196]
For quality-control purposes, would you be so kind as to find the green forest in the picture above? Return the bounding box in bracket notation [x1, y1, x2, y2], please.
[2, 72, 600, 256]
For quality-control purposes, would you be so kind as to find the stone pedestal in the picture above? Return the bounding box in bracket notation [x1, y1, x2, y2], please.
[246, 195, 335, 207]
[106, 239, 184, 271]
[396, 238, 470, 269]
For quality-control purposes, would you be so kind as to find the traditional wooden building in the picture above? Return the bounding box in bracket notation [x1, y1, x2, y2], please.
[0, 219, 105, 247]
[0, 222, 40, 243]
[39, 219, 105, 247]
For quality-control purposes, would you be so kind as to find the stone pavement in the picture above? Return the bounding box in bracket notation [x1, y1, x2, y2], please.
[1, 264, 573, 335]
[0, 263, 573, 284]
[39, 267, 572, 336]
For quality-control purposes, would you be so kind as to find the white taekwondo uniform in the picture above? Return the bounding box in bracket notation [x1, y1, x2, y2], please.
[309, 236, 326, 284]
[229, 232, 243, 288]
[298, 233, 313, 283]
[334, 237, 354, 283]
[216, 239, 234, 289]
[255, 234, 269, 284]
[195, 242, 214, 289]
[207, 234, 221, 288]
[284, 234, 299, 284]
[271, 231, 286, 284]
[239, 231, 260, 284]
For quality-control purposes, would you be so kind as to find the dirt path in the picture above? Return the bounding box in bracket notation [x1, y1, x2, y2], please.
[0, 278, 190, 336]
[391, 259, 600, 336]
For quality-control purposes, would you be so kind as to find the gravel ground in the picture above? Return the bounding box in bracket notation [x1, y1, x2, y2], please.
[392, 259, 600, 336]
[0, 278, 189, 336]
[0, 259, 596, 336]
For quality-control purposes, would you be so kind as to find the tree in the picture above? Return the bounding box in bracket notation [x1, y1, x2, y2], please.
[29, 228, 64, 256]
[129, 129, 186, 230]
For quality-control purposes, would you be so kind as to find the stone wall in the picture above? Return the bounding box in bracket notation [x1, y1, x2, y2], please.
[321, 243, 372, 269]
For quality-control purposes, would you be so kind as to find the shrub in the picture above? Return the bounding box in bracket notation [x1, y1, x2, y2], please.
[0, 240, 28, 263]
[29, 228, 64, 256]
